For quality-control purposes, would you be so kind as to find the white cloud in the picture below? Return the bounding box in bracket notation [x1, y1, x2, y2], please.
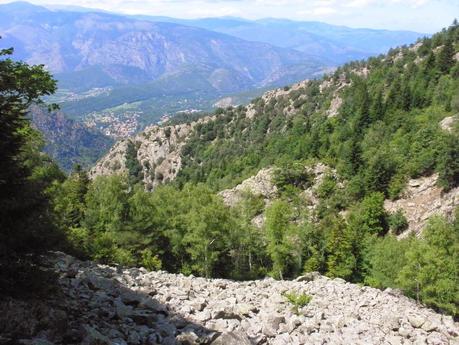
[301, 6, 337, 16]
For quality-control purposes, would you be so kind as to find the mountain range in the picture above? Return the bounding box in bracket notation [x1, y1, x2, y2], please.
[0, 1, 327, 93]
[0, 2, 425, 97]
[134, 16, 425, 65]
[0, 1, 427, 170]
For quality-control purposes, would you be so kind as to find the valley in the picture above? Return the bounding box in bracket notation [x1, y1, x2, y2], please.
[0, 1, 426, 170]
[0, 2, 458, 344]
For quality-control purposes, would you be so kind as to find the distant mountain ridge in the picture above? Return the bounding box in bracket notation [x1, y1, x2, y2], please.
[0, 2, 425, 93]
[0, 1, 327, 93]
[132, 16, 426, 65]
[0, 1, 427, 171]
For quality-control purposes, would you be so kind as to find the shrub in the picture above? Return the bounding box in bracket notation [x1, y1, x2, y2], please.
[273, 162, 311, 192]
[388, 209, 409, 234]
[141, 249, 162, 271]
[283, 291, 312, 314]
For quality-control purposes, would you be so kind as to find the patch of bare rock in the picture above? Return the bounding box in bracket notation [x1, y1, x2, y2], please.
[385, 174, 459, 238]
[219, 168, 277, 208]
[440, 115, 458, 132]
[2, 252, 457, 345]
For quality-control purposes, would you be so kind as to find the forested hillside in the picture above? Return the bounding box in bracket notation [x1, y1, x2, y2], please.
[30, 106, 113, 171]
[1, 22, 458, 320]
[70, 22, 459, 316]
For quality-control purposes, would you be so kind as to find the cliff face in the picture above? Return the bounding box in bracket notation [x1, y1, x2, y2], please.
[2, 252, 458, 344]
[90, 117, 213, 189]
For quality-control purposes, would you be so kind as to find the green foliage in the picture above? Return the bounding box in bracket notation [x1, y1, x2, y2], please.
[365, 212, 459, 317]
[52, 165, 89, 230]
[0, 40, 66, 295]
[84, 175, 129, 233]
[265, 200, 293, 279]
[141, 249, 162, 271]
[66, 227, 91, 256]
[283, 291, 312, 314]
[125, 140, 144, 185]
[437, 39, 455, 73]
[388, 209, 409, 235]
[325, 216, 356, 280]
[364, 235, 411, 289]
[348, 192, 388, 236]
[398, 216, 459, 316]
[436, 130, 459, 190]
[316, 174, 337, 199]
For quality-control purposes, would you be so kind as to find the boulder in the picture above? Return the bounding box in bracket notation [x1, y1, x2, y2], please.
[211, 331, 251, 345]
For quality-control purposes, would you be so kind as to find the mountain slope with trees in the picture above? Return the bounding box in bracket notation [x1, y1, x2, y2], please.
[30, 105, 114, 171]
[1, 20, 458, 323]
[84, 22, 459, 316]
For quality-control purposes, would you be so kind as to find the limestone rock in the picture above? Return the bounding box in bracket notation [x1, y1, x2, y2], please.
[2, 252, 458, 345]
[211, 331, 251, 345]
[384, 173, 459, 237]
[90, 116, 214, 190]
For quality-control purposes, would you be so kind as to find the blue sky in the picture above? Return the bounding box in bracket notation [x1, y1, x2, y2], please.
[1, 0, 458, 33]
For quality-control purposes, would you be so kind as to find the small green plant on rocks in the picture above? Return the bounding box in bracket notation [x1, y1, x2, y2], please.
[283, 291, 312, 314]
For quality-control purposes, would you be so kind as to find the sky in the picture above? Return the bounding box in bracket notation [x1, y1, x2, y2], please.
[1, 0, 458, 33]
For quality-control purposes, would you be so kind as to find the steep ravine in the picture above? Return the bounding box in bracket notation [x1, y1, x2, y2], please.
[1, 252, 458, 344]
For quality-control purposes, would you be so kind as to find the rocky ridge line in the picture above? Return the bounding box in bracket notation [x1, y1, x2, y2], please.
[89, 70, 352, 188]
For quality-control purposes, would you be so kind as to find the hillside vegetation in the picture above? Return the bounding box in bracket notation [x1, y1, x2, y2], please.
[1, 22, 458, 320]
[68, 22, 459, 316]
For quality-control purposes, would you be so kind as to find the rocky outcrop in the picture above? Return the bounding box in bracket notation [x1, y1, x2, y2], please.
[219, 168, 277, 208]
[300, 163, 343, 214]
[385, 174, 459, 237]
[2, 253, 458, 345]
[90, 117, 213, 189]
[219, 164, 342, 227]
[320, 75, 351, 118]
[440, 115, 458, 132]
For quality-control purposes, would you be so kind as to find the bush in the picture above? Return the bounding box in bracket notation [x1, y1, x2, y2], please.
[273, 162, 312, 193]
[141, 249, 162, 271]
[283, 291, 312, 314]
[388, 209, 409, 234]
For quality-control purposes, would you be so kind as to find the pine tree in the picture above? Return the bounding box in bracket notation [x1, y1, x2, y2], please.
[437, 39, 455, 73]
[436, 132, 459, 190]
[370, 88, 385, 121]
[326, 216, 356, 280]
[0, 42, 63, 294]
[265, 200, 293, 279]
